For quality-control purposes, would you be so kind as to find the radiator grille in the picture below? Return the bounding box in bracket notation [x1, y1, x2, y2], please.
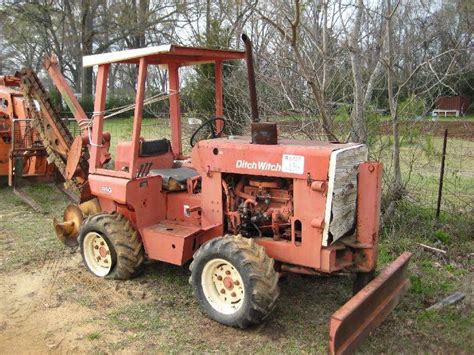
[322, 145, 368, 246]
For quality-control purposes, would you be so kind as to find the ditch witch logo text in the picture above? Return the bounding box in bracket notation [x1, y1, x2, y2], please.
[236, 159, 282, 172]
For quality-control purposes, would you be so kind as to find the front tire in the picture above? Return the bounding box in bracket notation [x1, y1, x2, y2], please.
[189, 235, 279, 328]
[79, 212, 144, 280]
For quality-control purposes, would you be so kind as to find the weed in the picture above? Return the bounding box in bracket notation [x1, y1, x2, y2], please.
[410, 275, 423, 294]
[416, 307, 474, 350]
[433, 229, 450, 244]
[87, 331, 101, 340]
[109, 303, 161, 332]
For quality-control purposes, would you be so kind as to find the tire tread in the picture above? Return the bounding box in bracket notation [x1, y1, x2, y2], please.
[79, 212, 144, 280]
[189, 234, 280, 328]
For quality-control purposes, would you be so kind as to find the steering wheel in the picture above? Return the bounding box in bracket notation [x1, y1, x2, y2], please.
[190, 117, 226, 147]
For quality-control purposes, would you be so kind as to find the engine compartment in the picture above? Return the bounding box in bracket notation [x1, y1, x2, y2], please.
[223, 174, 294, 240]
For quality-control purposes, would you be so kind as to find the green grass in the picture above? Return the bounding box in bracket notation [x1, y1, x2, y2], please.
[373, 134, 474, 215]
[0, 181, 68, 272]
[67, 117, 173, 157]
[434, 114, 474, 121]
[86, 331, 101, 340]
[109, 303, 161, 332]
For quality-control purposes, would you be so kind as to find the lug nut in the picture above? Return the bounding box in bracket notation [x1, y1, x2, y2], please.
[225, 270, 231, 275]
[234, 280, 240, 286]
[220, 289, 226, 294]
[94, 245, 99, 249]
[231, 292, 236, 297]
[217, 276, 223, 281]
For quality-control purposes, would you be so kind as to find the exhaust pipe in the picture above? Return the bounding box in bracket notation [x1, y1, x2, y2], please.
[241, 34, 277, 145]
[241, 34, 259, 123]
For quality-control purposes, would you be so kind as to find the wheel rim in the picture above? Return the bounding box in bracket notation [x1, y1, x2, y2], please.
[83, 232, 113, 277]
[201, 258, 245, 315]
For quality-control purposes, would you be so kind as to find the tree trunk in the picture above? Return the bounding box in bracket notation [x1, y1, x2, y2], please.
[349, 0, 367, 144]
[206, 0, 211, 44]
[81, 0, 94, 102]
[321, 0, 328, 102]
[386, 0, 403, 199]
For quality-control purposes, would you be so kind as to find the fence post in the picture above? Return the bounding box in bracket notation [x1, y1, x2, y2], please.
[436, 129, 448, 219]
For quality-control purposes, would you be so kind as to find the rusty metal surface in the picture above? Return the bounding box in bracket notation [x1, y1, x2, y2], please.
[53, 204, 84, 247]
[44, 56, 89, 129]
[329, 252, 412, 355]
[251, 122, 278, 145]
[65, 136, 84, 180]
[18, 68, 89, 199]
[54, 199, 101, 246]
[352, 162, 383, 272]
[13, 187, 44, 214]
[0, 75, 20, 87]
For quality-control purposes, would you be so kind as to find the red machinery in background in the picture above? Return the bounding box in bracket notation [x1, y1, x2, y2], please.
[0, 75, 55, 186]
[0, 58, 110, 209]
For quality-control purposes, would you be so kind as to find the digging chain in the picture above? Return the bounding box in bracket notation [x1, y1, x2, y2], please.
[19, 68, 85, 196]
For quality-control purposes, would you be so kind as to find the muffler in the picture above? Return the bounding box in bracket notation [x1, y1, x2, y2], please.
[241, 33, 278, 145]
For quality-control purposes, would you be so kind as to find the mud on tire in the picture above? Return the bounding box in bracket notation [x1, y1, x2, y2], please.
[79, 212, 144, 280]
[189, 234, 280, 328]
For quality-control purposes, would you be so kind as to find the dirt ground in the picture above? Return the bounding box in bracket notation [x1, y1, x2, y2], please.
[0, 182, 472, 353]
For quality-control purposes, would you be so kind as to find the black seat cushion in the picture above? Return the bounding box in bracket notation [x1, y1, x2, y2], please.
[139, 138, 171, 156]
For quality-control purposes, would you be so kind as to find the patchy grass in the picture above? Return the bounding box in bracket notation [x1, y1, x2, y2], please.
[367, 200, 474, 353]
[109, 303, 161, 332]
[86, 331, 101, 340]
[0, 181, 68, 272]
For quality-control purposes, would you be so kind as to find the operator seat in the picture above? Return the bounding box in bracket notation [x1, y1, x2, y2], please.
[148, 167, 198, 191]
[139, 138, 171, 157]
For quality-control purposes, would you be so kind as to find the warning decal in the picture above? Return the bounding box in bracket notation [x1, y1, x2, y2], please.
[281, 154, 305, 174]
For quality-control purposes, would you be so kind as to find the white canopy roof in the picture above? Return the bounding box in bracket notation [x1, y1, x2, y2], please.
[83, 44, 245, 68]
[83, 45, 171, 67]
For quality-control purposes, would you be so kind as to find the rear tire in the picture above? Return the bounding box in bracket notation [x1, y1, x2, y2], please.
[189, 234, 279, 328]
[79, 212, 144, 280]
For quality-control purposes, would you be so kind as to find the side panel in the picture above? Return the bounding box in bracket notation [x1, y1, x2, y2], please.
[90, 175, 167, 230]
[200, 171, 224, 233]
[255, 179, 326, 269]
[166, 192, 201, 226]
[89, 174, 128, 204]
[141, 223, 222, 266]
[0, 138, 9, 176]
[127, 176, 167, 227]
[193, 138, 333, 180]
